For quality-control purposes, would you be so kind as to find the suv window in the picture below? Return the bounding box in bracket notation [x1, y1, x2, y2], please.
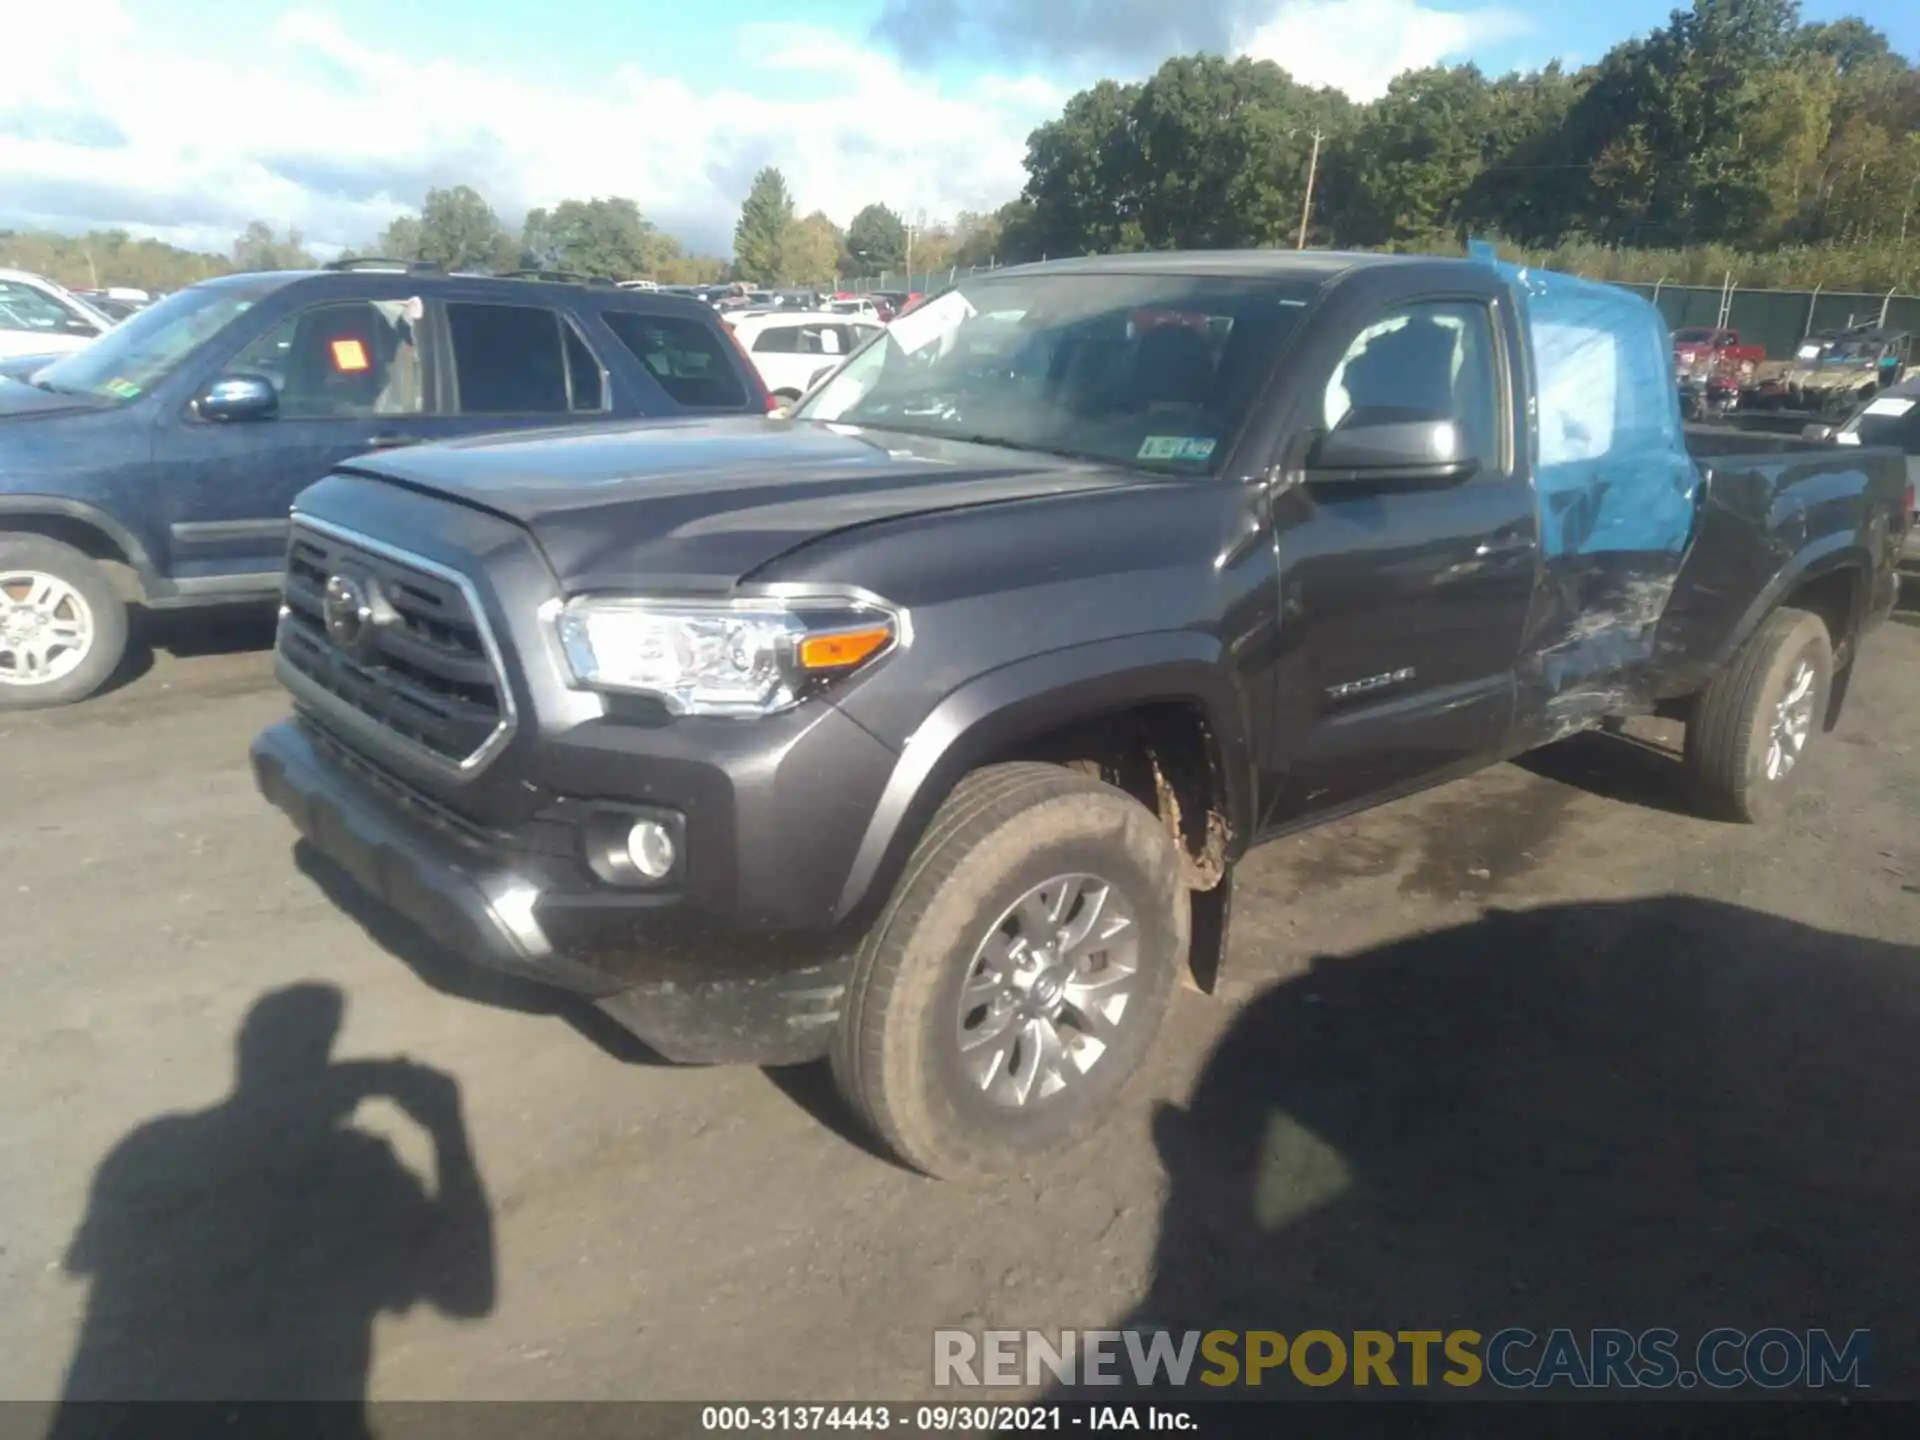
[226, 300, 425, 419]
[1324, 300, 1503, 474]
[0, 279, 99, 338]
[601, 310, 747, 408]
[753, 323, 848, 358]
[447, 302, 604, 415]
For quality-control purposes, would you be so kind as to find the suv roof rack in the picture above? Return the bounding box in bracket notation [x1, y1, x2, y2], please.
[497, 268, 621, 288]
[324, 257, 443, 274]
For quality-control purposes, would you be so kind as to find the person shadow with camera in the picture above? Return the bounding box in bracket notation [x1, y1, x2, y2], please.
[52, 983, 495, 1436]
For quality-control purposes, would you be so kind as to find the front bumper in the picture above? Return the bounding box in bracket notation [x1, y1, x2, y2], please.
[252, 718, 854, 1064]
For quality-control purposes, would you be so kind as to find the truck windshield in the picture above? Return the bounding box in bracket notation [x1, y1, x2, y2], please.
[794, 271, 1321, 474]
[32, 281, 287, 401]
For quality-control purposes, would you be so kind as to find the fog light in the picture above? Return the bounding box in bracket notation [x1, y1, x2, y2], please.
[626, 820, 676, 880]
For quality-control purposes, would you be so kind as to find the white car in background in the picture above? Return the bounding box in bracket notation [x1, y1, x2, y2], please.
[0, 269, 113, 360]
[731, 310, 885, 403]
[826, 297, 882, 322]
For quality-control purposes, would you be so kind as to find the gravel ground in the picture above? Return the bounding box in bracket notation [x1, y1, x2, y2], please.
[2, 603, 1916, 1405]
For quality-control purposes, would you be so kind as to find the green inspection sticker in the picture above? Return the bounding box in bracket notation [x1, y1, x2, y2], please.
[107, 380, 142, 400]
[1139, 435, 1216, 461]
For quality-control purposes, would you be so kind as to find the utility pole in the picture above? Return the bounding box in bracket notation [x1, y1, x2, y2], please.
[1296, 128, 1324, 251]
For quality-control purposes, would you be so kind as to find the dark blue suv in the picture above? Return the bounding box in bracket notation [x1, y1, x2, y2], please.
[0, 262, 774, 708]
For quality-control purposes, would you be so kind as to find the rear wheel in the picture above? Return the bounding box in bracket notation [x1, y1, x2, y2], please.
[0, 534, 129, 709]
[1684, 606, 1831, 823]
[831, 763, 1187, 1180]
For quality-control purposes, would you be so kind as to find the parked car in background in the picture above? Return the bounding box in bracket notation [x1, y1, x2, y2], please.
[0, 269, 113, 360]
[730, 310, 884, 403]
[1744, 325, 1912, 418]
[0, 260, 773, 708]
[73, 287, 155, 323]
[1673, 326, 1764, 419]
[826, 297, 882, 322]
[1813, 378, 1920, 560]
[617, 279, 659, 292]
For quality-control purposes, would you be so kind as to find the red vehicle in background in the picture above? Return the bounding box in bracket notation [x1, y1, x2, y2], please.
[1674, 326, 1766, 418]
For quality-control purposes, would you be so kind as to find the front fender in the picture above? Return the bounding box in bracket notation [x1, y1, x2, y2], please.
[831, 631, 1255, 925]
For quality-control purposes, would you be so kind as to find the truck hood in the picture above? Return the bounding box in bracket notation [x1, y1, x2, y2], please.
[335, 416, 1161, 586]
[0, 377, 115, 418]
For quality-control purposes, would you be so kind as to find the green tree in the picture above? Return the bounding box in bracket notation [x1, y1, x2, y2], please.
[733, 167, 796, 284]
[231, 221, 316, 272]
[1018, 79, 1143, 257]
[844, 203, 908, 275]
[776, 211, 843, 284]
[949, 209, 1004, 269]
[521, 197, 679, 279]
[375, 214, 424, 261]
[1337, 66, 1498, 246]
[406, 185, 511, 270]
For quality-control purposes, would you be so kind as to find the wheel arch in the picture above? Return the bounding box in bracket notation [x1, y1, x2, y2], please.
[833, 632, 1256, 964]
[0, 496, 156, 603]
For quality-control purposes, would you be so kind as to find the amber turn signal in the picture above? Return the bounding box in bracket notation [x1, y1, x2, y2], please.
[798, 624, 894, 671]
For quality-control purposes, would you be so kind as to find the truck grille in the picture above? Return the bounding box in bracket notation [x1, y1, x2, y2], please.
[278, 519, 514, 771]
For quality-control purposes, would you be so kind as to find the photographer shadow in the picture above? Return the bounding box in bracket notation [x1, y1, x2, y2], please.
[49, 984, 496, 1437]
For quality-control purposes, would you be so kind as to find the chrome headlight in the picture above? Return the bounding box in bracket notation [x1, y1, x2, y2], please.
[554, 595, 901, 717]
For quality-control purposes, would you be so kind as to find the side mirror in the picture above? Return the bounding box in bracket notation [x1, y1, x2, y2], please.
[197, 373, 278, 422]
[1801, 422, 1837, 443]
[1305, 406, 1478, 486]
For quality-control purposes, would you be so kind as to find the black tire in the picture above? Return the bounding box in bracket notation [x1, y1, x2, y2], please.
[831, 762, 1188, 1180]
[0, 534, 129, 710]
[1683, 606, 1832, 824]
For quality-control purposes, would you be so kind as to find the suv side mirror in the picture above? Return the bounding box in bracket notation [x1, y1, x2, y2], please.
[1801, 422, 1836, 443]
[1306, 406, 1478, 485]
[197, 374, 278, 423]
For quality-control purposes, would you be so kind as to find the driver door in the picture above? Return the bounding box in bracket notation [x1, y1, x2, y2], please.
[1263, 294, 1539, 826]
[147, 297, 444, 584]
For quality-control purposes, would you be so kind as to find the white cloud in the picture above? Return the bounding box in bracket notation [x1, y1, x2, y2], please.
[0, 0, 1528, 259]
[1240, 0, 1530, 100]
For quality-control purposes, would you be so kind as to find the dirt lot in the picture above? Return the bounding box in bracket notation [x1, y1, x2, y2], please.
[2, 605, 1917, 1403]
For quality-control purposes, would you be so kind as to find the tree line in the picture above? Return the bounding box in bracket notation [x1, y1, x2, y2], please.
[6, 2, 1915, 297]
[973, 0, 1920, 290]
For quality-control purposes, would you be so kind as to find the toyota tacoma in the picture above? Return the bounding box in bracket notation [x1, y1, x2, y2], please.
[251, 249, 1907, 1178]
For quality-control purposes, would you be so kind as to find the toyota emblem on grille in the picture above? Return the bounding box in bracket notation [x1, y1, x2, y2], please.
[322, 572, 383, 654]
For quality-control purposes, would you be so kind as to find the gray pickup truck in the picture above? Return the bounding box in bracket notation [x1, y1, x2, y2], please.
[252, 249, 1907, 1178]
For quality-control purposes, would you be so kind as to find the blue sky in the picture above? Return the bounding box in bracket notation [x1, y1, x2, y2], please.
[4, 0, 1914, 258]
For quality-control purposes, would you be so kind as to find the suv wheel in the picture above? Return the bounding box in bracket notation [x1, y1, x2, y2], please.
[831, 762, 1187, 1179]
[1684, 606, 1832, 823]
[0, 534, 129, 710]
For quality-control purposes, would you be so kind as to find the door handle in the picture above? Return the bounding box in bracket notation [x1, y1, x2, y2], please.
[365, 432, 419, 450]
[1474, 532, 1532, 558]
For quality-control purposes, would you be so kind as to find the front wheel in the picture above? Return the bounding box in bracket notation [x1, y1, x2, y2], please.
[0, 534, 129, 709]
[1684, 607, 1832, 823]
[831, 763, 1187, 1179]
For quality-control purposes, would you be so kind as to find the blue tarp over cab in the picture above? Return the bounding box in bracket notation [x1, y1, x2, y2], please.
[1489, 255, 1699, 561]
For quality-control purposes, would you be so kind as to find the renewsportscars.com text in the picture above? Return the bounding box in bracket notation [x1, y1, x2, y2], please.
[933, 1327, 1871, 1391]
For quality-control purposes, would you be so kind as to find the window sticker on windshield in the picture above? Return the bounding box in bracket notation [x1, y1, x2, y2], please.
[1139, 435, 1216, 461]
[107, 379, 141, 400]
[330, 338, 370, 372]
[1863, 396, 1915, 417]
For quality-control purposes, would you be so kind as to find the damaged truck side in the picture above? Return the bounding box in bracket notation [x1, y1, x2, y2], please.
[251, 251, 1908, 1178]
